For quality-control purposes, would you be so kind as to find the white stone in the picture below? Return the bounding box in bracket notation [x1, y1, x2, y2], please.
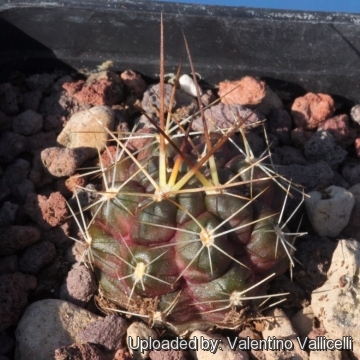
[262, 308, 308, 360]
[305, 185, 355, 237]
[57, 105, 114, 153]
[190, 330, 248, 360]
[179, 74, 202, 97]
[15, 299, 101, 360]
[127, 321, 158, 360]
[311, 239, 360, 357]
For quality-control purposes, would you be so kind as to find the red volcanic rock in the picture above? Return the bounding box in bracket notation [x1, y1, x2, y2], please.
[64, 71, 124, 106]
[218, 76, 266, 106]
[291, 92, 335, 130]
[120, 70, 147, 98]
[318, 114, 356, 147]
[24, 192, 68, 230]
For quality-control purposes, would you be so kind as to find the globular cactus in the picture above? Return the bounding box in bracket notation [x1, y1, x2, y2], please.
[71, 20, 305, 335]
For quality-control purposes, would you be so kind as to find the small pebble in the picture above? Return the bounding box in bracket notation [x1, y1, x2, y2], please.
[0, 83, 19, 115]
[317, 113, 356, 147]
[278, 161, 334, 191]
[15, 299, 101, 360]
[218, 76, 266, 107]
[71, 71, 124, 106]
[27, 130, 57, 151]
[22, 91, 42, 111]
[0, 201, 18, 226]
[60, 264, 97, 307]
[350, 104, 360, 125]
[24, 192, 68, 230]
[0, 131, 27, 163]
[41, 146, 94, 177]
[0, 226, 40, 256]
[191, 103, 263, 132]
[57, 105, 114, 153]
[291, 92, 335, 130]
[127, 322, 158, 360]
[78, 314, 128, 351]
[19, 241, 56, 274]
[179, 74, 202, 97]
[305, 185, 355, 237]
[120, 69, 147, 98]
[341, 158, 360, 185]
[26, 73, 56, 93]
[268, 108, 292, 144]
[304, 130, 347, 169]
[12, 179, 35, 203]
[0, 272, 37, 332]
[54, 343, 106, 360]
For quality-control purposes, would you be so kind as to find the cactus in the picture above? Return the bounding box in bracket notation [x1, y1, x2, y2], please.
[70, 18, 305, 335]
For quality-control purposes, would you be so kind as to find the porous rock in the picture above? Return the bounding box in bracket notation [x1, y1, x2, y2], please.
[268, 108, 292, 144]
[311, 239, 360, 357]
[12, 179, 35, 203]
[304, 131, 347, 169]
[0, 83, 19, 115]
[0, 202, 18, 226]
[41, 146, 94, 177]
[0, 226, 40, 256]
[57, 105, 114, 153]
[54, 343, 106, 360]
[0, 131, 27, 163]
[70, 71, 124, 106]
[0, 272, 37, 332]
[15, 299, 101, 360]
[26, 73, 56, 93]
[341, 158, 360, 186]
[149, 349, 190, 360]
[305, 185, 355, 237]
[277, 161, 334, 191]
[293, 235, 336, 293]
[317, 114, 356, 147]
[12, 109, 43, 135]
[78, 314, 128, 351]
[218, 76, 266, 107]
[19, 241, 56, 274]
[290, 128, 314, 147]
[24, 192, 68, 230]
[291, 92, 334, 130]
[60, 264, 97, 307]
[192, 103, 263, 132]
[22, 90, 42, 111]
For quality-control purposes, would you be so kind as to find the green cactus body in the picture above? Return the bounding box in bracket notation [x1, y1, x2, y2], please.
[79, 121, 304, 334]
[71, 20, 304, 335]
